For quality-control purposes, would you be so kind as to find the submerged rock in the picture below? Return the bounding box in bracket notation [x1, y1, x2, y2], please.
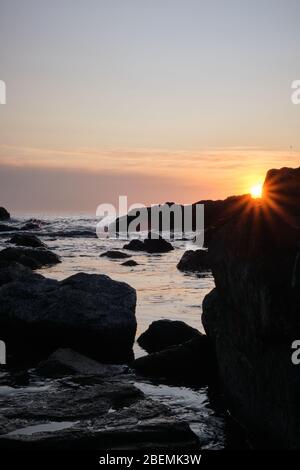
[121, 260, 139, 267]
[100, 250, 131, 259]
[133, 335, 216, 384]
[0, 272, 137, 364]
[138, 320, 200, 353]
[7, 234, 47, 248]
[0, 247, 60, 269]
[0, 207, 10, 221]
[177, 249, 211, 272]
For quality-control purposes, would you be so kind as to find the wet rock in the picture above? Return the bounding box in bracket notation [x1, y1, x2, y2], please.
[133, 335, 217, 384]
[0, 272, 137, 364]
[7, 234, 47, 248]
[100, 250, 131, 259]
[138, 320, 200, 353]
[0, 207, 10, 221]
[121, 260, 139, 267]
[0, 224, 19, 232]
[0, 371, 198, 450]
[21, 222, 40, 231]
[36, 349, 128, 378]
[177, 249, 211, 272]
[0, 247, 60, 269]
[123, 239, 145, 251]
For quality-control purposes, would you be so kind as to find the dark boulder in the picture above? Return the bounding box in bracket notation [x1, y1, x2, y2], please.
[7, 233, 47, 248]
[0, 262, 43, 287]
[0, 247, 60, 269]
[143, 234, 174, 253]
[121, 260, 139, 267]
[133, 335, 217, 384]
[100, 250, 131, 259]
[123, 239, 145, 251]
[0, 272, 137, 364]
[138, 319, 200, 353]
[177, 249, 211, 272]
[0, 207, 10, 221]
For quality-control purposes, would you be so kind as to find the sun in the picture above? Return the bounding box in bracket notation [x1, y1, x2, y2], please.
[250, 183, 263, 199]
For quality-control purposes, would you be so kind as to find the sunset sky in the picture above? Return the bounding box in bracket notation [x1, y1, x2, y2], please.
[0, 0, 300, 213]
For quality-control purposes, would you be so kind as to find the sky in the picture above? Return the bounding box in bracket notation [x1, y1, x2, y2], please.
[0, 0, 300, 214]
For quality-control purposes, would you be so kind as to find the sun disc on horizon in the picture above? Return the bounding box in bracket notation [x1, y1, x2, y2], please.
[250, 183, 263, 199]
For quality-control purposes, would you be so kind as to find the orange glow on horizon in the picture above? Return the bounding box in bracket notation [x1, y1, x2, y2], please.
[250, 183, 263, 199]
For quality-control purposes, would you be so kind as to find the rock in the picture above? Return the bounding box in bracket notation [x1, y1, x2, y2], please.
[0, 262, 43, 287]
[202, 166, 300, 448]
[123, 234, 173, 253]
[143, 232, 174, 253]
[138, 320, 200, 353]
[0, 224, 19, 232]
[7, 234, 47, 248]
[0, 247, 60, 269]
[36, 349, 128, 378]
[133, 335, 217, 384]
[177, 249, 211, 272]
[0, 372, 198, 450]
[123, 239, 145, 251]
[0, 207, 10, 221]
[0, 272, 137, 364]
[121, 260, 139, 267]
[21, 222, 41, 231]
[100, 250, 131, 259]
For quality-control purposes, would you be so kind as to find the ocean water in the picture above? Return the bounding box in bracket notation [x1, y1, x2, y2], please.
[0, 215, 244, 449]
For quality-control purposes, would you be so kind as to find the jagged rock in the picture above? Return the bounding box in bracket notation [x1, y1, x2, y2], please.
[36, 349, 128, 378]
[138, 320, 200, 353]
[202, 166, 300, 448]
[100, 250, 131, 259]
[0, 207, 10, 221]
[177, 250, 211, 272]
[133, 335, 216, 384]
[121, 260, 139, 267]
[0, 272, 137, 364]
[0, 247, 60, 269]
[7, 234, 47, 248]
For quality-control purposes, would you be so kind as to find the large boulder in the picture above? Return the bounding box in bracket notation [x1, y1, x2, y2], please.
[0, 247, 60, 269]
[177, 249, 211, 272]
[0, 207, 10, 221]
[138, 320, 200, 353]
[133, 335, 217, 384]
[202, 166, 300, 448]
[7, 234, 47, 248]
[0, 271, 137, 364]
